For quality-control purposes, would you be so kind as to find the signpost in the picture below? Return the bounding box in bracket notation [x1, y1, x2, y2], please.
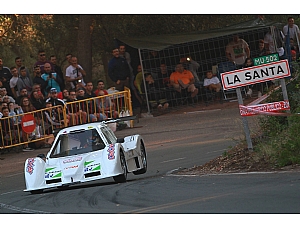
[220, 58, 291, 150]
[21, 114, 36, 134]
[221, 59, 291, 90]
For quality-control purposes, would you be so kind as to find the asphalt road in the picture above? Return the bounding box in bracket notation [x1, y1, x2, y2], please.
[0, 105, 299, 215]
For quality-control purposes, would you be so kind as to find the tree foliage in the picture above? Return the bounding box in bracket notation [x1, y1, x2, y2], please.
[0, 14, 297, 80]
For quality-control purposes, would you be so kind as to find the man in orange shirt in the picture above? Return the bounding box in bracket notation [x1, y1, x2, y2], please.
[170, 63, 198, 98]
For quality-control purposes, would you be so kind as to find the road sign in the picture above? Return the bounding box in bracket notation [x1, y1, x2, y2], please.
[253, 53, 279, 66]
[221, 59, 291, 90]
[239, 100, 290, 116]
[21, 114, 36, 134]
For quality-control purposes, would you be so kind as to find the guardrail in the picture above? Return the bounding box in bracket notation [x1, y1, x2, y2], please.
[0, 87, 133, 150]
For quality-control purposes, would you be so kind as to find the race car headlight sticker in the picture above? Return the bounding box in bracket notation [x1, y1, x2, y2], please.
[26, 158, 35, 175]
[107, 144, 115, 160]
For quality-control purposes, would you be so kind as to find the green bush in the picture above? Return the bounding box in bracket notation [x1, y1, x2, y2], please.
[257, 74, 300, 167]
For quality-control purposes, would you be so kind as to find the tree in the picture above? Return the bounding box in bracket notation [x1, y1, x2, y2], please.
[78, 15, 93, 82]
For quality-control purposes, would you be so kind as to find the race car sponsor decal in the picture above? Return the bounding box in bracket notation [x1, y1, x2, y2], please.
[107, 144, 115, 160]
[63, 156, 82, 164]
[45, 167, 62, 179]
[45, 170, 62, 179]
[84, 160, 100, 172]
[26, 158, 35, 175]
[64, 165, 79, 170]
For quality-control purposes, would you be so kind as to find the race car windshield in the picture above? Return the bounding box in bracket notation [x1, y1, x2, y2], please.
[50, 129, 106, 158]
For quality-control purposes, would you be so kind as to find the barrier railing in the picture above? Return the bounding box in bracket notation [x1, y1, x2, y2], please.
[0, 88, 133, 150]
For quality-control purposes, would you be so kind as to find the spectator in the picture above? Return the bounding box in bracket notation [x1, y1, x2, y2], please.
[119, 44, 135, 90]
[0, 58, 13, 97]
[42, 101, 63, 145]
[142, 72, 169, 110]
[57, 89, 69, 102]
[32, 65, 47, 96]
[8, 101, 18, 124]
[290, 38, 298, 52]
[95, 80, 118, 119]
[20, 96, 36, 151]
[16, 88, 29, 106]
[34, 50, 53, 74]
[76, 87, 106, 122]
[45, 88, 68, 126]
[108, 48, 130, 91]
[264, 26, 285, 58]
[226, 34, 250, 69]
[42, 62, 62, 95]
[15, 57, 30, 78]
[94, 79, 108, 96]
[66, 90, 87, 125]
[134, 65, 144, 94]
[45, 87, 67, 109]
[143, 50, 161, 77]
[2, 95, 12, 105]
[291, 50, 300, 75]
[170, 63, 198, 98]
[180, 57, 201, 87]
[17, 66, 33, 95]
[1, 106, 17, 146]
[30, 90, 46, 110]
[0, 101, 8, 118]
[0, 87, 15, 103]
[283, 17, 300, 45]
[203, 70, 222, 93]
[65, 56, 86, 90]
[253, 39, 268, 57]
[50, 55, 65, 91]
[8, 101, 23, 124]
[9, 66, 20, 99]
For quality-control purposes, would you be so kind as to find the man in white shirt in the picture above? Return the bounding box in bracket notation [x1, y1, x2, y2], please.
[9, 66, 20, 99]
[65, 56, 86, 89]
[283, 17, 300, 43]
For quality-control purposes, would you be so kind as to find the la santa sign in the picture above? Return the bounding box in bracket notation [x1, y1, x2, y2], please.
[221, 59, 291, 90]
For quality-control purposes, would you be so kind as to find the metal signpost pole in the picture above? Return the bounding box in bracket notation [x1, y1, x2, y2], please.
[280, 78, 289, 110]
[236, 87, 253, 151]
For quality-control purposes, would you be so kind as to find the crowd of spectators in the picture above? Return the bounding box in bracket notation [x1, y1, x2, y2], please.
[0, 50, 125, 152]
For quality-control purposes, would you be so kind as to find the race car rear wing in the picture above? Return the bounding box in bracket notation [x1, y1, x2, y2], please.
[53, 115, 137, 137]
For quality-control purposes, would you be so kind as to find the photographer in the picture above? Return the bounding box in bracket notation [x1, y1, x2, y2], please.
[41, 63, 62, 96]
[65, 56, 86, 90]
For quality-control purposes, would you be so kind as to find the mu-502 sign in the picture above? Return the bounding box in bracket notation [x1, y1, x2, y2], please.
[221, 59, 291, 90]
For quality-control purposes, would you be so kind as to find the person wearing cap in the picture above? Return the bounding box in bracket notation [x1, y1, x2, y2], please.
[45, 88, 66, 107]
[42, 63, 62, 96]
[45, 87, 69, 126]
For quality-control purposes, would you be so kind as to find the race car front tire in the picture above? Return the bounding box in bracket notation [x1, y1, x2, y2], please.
[133, 142, 147, 175]
[113, 151, 127, 183]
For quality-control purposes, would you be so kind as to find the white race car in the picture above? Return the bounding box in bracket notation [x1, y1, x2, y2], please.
[24, 121, 147, 194]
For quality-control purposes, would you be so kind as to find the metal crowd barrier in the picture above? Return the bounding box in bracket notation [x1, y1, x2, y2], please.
[0, 87, 133, 150]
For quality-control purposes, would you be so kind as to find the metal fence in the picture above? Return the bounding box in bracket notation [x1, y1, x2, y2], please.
[0, 87, 133, 150]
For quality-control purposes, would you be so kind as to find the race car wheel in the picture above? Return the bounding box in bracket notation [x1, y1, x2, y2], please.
[113, 150, 127, 183]
[133, 142, 147, 175]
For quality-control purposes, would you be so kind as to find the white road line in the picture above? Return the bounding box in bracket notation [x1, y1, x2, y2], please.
[160, 157, 186, 163]
[0, 202, 51, 214]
